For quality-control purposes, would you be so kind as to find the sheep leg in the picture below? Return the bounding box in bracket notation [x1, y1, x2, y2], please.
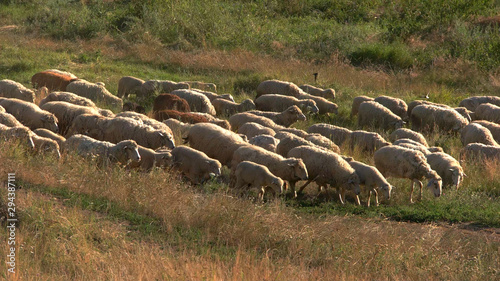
[355, 194, 361, 206]
[373, 189, 380, 207]
[417, 180, 423, 201]
[367, 190, 372, 207]
[410, 180, 415, 203]
[258, 187, 265, 202]
[338, 187, 346, 204]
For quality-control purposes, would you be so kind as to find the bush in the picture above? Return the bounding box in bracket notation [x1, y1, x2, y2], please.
[348, 42, 415, 70]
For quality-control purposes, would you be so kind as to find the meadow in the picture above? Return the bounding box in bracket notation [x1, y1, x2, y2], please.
[0, 1, 499, 280]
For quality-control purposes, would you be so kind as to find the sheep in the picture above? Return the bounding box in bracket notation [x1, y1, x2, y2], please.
[127, 145, 173, 172]
[33, 128, 66, 147]
[237, 122, 276, 139]
[275, 132, 319, 157]
[0, 111, 24, 127]
[374, 95, 408, 120]
[408, 100, 472, 122]
[374, 145, 442, 203]
[474, 103, 500, 124]
[170, 89, 216, 115]
[393, 138, 443, 155]
[153, 94, 191, 113]
[248, 134, 279, 152]
[307, 123, 352, 146]
[231, 145, 309, 196]
[117, 76, 145, 98]
[0, 79, 35, 103]
[425, 152, 465, 190]
[66, 79, 123, 109]
[98, 109, 115, 117]
[0, 124, 35, 149]
[45, 69, 77, 79]
[256, 80, 304, 99]
[64, 134, 141, 166]
[122, 101, 145, 114]
[351, 95, 374, 117]
[39, 91, 97, 108]
[184, 81, 217, 92]
[115, 111, 174, 132]
[276, 127, 309, 138]
[0, 105, 4, 113]
[65, 113, 106, 139]
[233, 161, 284, 201]
[460, 123, 499, 146]
[296, 92, 338, 115]
[228, 112, 284, 132]
[287, 145, 361, 203]
[163, 119, 193, 136]
[30, 134, 61, 159]
[188, 112, 231, 130]
[40, 101, 101, 136]
[191, 89, 234, 102]
[473, 120, 500, 143]
[347, 160, 393, 207]
[349, 130, 391, 152]
[389, 128, 428, 147]
[299, 84, 335, 99]
[183, 123, 248, 166]
[453, 107, 474, 122]
[357, 101, 405, 130]
[411, 104, 469, 133]
[247, 105, 306, 127]
[212, 98, 256, 116]
[460, 143, 500, 162]
[154, 109, 210, 124]
[305, 134, 341, 153]
[171, 146, 222, 185]
[254, 94, 319, 114]
[138, 79, 190, 98]
[0, 98, 59, 132]
[458, 96, 500, 111]
[31, 71, 78, 92]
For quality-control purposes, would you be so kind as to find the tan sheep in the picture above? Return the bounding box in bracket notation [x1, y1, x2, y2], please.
[0, 98, 59, 132]
[228, 112, 284, 132]
[460, 143, 500, 162]
[473, 120, 500, 143]
[171, 146, 222, 185]
[184, 81, 217, 92]
[188, 112, 231, 130]
[275, 132, 319, 157]
[374, 145, 442, 203]
[474, 103, 500, 124]
[0, 124, 35, 149]
[127, 145, 173, 172]
[237, 122, 276, 139]
[357, 101, 405, 130]
[40, 101, 101, 135]
[163, 119, 193, 136]
[425, 152, 465, 190]
[256, 79, 304, 99]
[296, 92, 338, 115]
[305, 133, 341, 153]
[31, 134, 61, 159]
[374, 95, 408, 120]
[247, 105, 306, 127]
[276, 127, 309, 138]
[307, 123, 352, 146]
[349, 130, 391, 152]
[65, 113, 106, 139]
[458, 96, 500, 111]
[39, 91, 97, 108]
[351, 95, 374, 117]
[287, 145, 361, 203]
[393, 138, 443, 155]
[66, 79, 123, 109]
[33, 128, 66, 147]
[0, 79, 35, 103]
[299, 84, 335, 99]
[183, 123, 248, 166]
[191, 89, 234, 102]
[389, 128, 429, 147]
[347, 160, 393, 207]
[170, 89, 216, 115]
[248, 135, 279, 152]
[212, 98, 255, 116]
[0, 111, 24, 127]
[411, 104, 469, 133]
[408, 100, 472, 122]
[115, 111, 174, 132]
[460, 123, 499, 146]
[117, 76, 145, 98]
[254, 94, 319, 114]
[233, 161, 284, 201]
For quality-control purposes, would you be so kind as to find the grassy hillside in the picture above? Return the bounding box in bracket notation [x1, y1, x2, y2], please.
[0, 1, 500, 280]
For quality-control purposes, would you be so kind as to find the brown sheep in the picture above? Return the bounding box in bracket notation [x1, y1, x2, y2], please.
[31, 71, 78, 91]
[153, 94, 191, 113]
[153, 110, 210, 124]
[122, 101, 145, 114]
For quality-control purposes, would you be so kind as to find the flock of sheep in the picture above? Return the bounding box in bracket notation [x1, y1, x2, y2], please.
[1, 68, 499, 206]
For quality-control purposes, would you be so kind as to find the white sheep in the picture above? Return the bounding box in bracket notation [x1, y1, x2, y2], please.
[212, 98, 256, 116]
[307, 123, 352, 146]
[410, 104, 468, 133]
[408, 100, 472, 122]
[287, 145, 361, 203]
[228, 112, 284, 132]
[374, 145, 442, 203]
[30, 134, 61, 159]
[296, 92, 338, 115]
[139, 80, 190, 97]
[357, 101, 405, 130]
[0, 98, 59, 132]
[460, 123, 499, 146]
[248, 135, 279, 152]
[0, 124, 35, 149]
[460, 143, 500, 162]
[349, 130, 391, 152]
[115, 111, 175, 132]
[66, 79, 123, 109]
[247, 105, 306, 127]
[458, 96, 500, 111]
[425, 152, 465, 190]
[256, 79, 304, 98]
[0, 111, 24, 128]
[473, 120, 500, 143]
[304, 133, 340, 153]
[163, 119, 193, 136]
[33, 128, 66, 147]
[254, 94, 319, 114]
[169, 89, 216, 115]
[40, 101, 101, 135]
[39, 91, 97, 108]
[171, 146, 222, 185]
[117, 76, 145, 98]
[474, 103, 500, 124]
[347, 160, 393, 207]
[276, 127, 309, 138]
[0, 79, 35, 103]
[275, 132, 319, 157]
[393, 138, 443, 155]
[351, 95, 374, 117]
[65, 113, 106, 139]
[233, 161, 284, 201]
[237, 122, 276, 139]
[191, 89, 234, 102]
[299, 84, 335, 99]
[184, 81, 217, 92]
[127, 145, 173, 172]
[389, 128, 428, 147]
[374, 95, 408, 120]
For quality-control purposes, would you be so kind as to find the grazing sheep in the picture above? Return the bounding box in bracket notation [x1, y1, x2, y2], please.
[460, 123, 499, 146]
[460, 143, 500, 162]
[31, 71, 77, 92]
[256, 80, 304, 99]
[66, 79, 123, 109]
[453, 107, 474, 122]
[237, 122, 276, 139]
[40, 101, 101, 135]
[171, 146, 222, 185]
[408, 100, 473, 122]
[473, 120, 500, 143]
[170, 89, 216, 115]
[276, 127, 309, 138]
[248, 105, 306, 127]
[39, 91, 97, 108]
[357, 101, 405, 130]
[154, 109, 209, 123]
[307, 123, 352, 146]
[299, 84, 335, 99]
[0, 111, 24, 127]
[31, 134, 61, 159]
[184, 81, 217, 92]
[349, 130, 391, 152]
[122, 101, 145, 114]
[0, 124, 35, 149]
[65, 113, 106, 139]
[287, 145, 361, 203]
[188, 112, 231, 130]
[374, 95, 408, 120]
[192, 89, 234, 102]
[138, 79, 190, 98]
[374, 145, 442, 203]
[127, 145, 173, 172]
[347, 160, 393, 207]
[0, 98, 58, 132]
[458, 96, 500, 111]
[231, 145, 309, 196]
[254, 94, 319, 114]
[153, 93, 191, 113]
[351, 95, 374, 117]
[474, 103, 500, 124]
[425, 152, 465, 190]
[33, 128, 66, 147]
[393, 138, 443, 155]
[163, 119, 192, 136]
[297, 92, 338, 115]
[248, 134, 279, 152]
[233, 161, 284, 201]
[411, 104, 469, 133]
[117, 76, 145, 98]
[212, 98, 255, 116]
[275, 132, 318, 157]
[183, 123, 248, 166]
[0, 79, 35, 103]
[389, 128, 428, 147]
[115, 111, 174, 132]
[229, 112, 284, 132]
[64, 134, 141, 166]
[305, 133, 341, 153]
